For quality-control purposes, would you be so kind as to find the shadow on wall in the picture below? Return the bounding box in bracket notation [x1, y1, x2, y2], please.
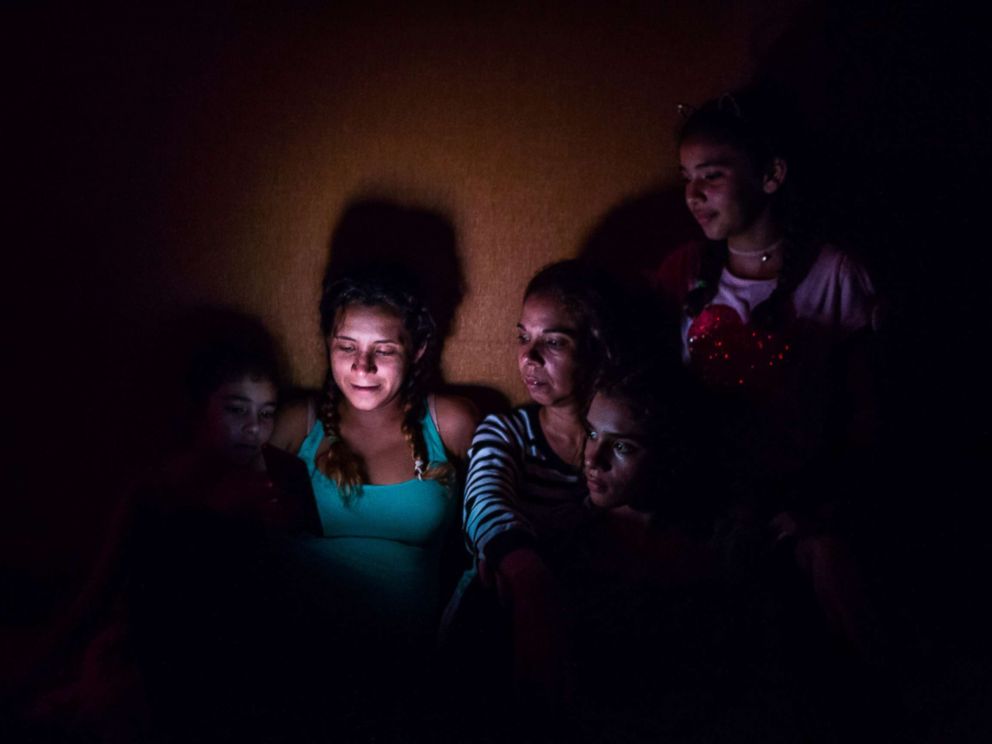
[0, 306, 285, 640]
[324, 198, 465, 357]
[322, 198, 509, 417]
[576, 183, 699, 368]
[579, 182, 699, 286]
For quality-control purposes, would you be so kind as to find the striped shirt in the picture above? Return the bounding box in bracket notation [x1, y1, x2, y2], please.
[463, 405, 588, 566]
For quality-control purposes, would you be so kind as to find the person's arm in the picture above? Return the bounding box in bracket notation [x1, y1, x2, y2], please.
[431, 393, 480, 462]
[463, 412, 574, 705]
[496, 546, 573, 708]
[462, 413, 539, 567]
[835, 251, 879, 451]
[269, 398, 313, 455]
[651, 241, 703, 311]
[2, 485, 138, 702]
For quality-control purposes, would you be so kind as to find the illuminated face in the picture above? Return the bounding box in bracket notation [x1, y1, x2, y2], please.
[200, 376, 277, 468]
[583, 393, 650, 510]
[517, 292, 582, 408]
[679, 137, 778, 243]
[329, 304, 418, 413]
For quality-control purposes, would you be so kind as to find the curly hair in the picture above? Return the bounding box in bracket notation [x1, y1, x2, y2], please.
[316, 268, 453, 501]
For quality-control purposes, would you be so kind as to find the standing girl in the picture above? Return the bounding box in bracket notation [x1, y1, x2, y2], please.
[656, 89, 881, 661]
[659, 90, 876, 474]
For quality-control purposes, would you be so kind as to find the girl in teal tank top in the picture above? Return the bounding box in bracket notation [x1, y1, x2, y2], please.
[296, 405, 455, 637]
[271, 269, 477, 646]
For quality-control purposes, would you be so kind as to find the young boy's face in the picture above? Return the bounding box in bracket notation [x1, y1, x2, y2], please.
[583, 393, 651, 510]
[199, 376, 277, 468]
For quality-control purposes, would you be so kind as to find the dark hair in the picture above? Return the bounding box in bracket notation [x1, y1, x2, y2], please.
[316, 268, 450, 499]
[524, 259, 617, 401]
[678, 88, 815, 329]
[186, 336, 280, 409]
[596, 363, 689, 456]
[594, 361, 705, 520]
[678, 89, 795, 173]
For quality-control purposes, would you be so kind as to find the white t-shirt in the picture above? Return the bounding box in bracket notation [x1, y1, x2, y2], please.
[681, 243, 875, 364]
[661, 242, 876, 482]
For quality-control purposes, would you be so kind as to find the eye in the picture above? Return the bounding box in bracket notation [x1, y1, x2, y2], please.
[260, 408, 276, 421]
[703, 170, 724, 182]
[613, 440, 638, 455]
[516, 332, 530, 345]
[585, 425, 598, 441]
[375, 347, 398, 357]
[334, 343, 356, 354]
[224, 405, 248, 416]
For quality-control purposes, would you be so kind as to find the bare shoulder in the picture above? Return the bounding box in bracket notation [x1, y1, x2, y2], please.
[270, 398, 315, 453]
[431, 393, 481, 460]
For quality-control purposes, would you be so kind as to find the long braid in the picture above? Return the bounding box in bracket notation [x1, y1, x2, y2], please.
[315, 369, 366, 502]
[399, 357, 454, 487]
[316, 268, 453, 501]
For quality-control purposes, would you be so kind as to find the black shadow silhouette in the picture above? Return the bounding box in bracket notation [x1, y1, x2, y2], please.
[322, 198, 509, 416]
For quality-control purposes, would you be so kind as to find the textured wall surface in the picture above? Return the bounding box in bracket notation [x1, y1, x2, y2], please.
[9, 0, 783, 571]
[135, 3, 764, 397]
[5, 0, 896, 567]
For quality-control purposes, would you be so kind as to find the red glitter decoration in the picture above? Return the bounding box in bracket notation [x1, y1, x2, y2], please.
[687, 304, 792, 393]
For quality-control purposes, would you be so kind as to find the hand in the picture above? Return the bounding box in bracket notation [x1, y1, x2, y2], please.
[203, 471, 291, 530]
[494, 548, 574, 709]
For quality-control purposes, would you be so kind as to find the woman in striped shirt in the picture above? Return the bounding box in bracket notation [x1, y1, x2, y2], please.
[460, 259, 614, 705]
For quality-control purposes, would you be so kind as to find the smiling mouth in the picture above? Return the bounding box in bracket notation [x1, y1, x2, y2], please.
[350, 383, 381, 391]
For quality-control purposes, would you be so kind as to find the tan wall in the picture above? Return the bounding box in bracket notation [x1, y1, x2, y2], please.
[8, 1, 791, 570]
[147, 3, 769, 399]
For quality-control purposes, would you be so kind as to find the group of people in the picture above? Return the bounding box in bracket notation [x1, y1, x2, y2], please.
[21, 88, 887, 742]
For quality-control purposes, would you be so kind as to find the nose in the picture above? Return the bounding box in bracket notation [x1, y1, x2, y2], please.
[243, 417, 260, 435]
[685, 177, 704, 205]
[353, 350, 377, 373]
[584, 438, 609, 472]
[521, 339, 544, 365]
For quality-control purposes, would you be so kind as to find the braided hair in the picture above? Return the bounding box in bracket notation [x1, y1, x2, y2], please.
[679, 88, 815, 330]
[317, 270, 453, 501]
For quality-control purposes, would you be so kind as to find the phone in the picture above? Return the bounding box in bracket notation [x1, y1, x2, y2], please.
[262, 444, 322, 536]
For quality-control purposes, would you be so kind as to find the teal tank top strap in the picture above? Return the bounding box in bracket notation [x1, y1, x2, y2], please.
[422, 401, 448, 465]
[298, 400, 445, 467]
[297, 419, 327, 472]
